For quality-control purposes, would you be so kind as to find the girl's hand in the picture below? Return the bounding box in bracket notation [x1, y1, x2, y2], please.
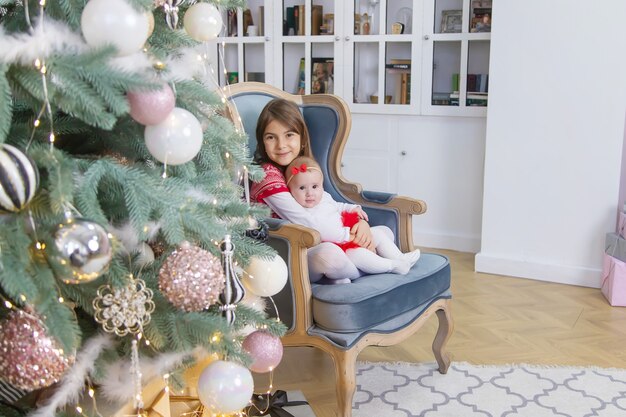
[350, 219, 375, 251]
[355, 207, 369, 221]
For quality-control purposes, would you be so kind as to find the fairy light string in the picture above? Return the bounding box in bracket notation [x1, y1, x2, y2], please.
[23, 0, 56, 152]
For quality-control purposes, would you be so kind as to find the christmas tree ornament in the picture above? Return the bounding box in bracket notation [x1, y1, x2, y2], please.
[148, 240, 167, 258]
[245, 218, 269, 242]
[242, 330, 283, 373]
[183, 2, 223, 42]
[146, 11, 155, 38]
[144, 107, 203, 165]
[197, 360, 254, 414]
[158, 241, 225, 312]
[0, 310, 73, 391]
[218, 235, 246, 324]
[49, 218, 113, 284]
[81, 0, 150, 56]
[0, 144, 39, 213]
[136, 242, 155, 266]
[93, 277, 154, 413]
[163, 0, 185, 30]
[128, 83, 176, 126]
[50, 218, 113, 284]
[93, 278, 155, 336]
[242, 255, 289, 297]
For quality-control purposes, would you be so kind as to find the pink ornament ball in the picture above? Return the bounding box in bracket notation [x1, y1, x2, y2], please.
[128, 83, 175, 125]
[158, 241, 225, 312]
[0, 310, 73, 391]
[242, 330, 283, 373]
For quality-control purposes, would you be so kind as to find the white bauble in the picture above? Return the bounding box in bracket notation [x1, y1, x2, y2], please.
[144, 108, 203, 165]
[183, 3, 223, 42]
[81, 0, 150, 56]
[197, 360, 254, 414]
[242, 255, 288, 297]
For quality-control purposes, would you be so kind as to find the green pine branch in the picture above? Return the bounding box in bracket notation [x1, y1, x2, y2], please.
[0, 64, 11, 143]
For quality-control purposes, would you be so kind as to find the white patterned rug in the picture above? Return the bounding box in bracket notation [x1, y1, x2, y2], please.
[354, 362, 626, 417]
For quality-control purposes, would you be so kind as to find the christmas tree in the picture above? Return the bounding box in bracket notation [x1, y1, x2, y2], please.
[0, 0, 286, 415]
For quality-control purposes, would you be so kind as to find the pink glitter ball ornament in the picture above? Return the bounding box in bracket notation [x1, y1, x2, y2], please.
[242, 330, 283, 373]
[127, 83, 175, 126]
[158, 241, 225, 312]
[0, 310, 73, 391]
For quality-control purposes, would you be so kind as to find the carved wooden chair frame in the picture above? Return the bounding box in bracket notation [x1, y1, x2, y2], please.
[226, 82, 453, 417]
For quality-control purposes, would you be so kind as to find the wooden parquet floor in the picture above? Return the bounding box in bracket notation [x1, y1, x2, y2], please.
[252, 249, 626, 417]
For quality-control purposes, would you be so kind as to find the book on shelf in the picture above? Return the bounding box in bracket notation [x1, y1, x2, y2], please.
[452, 73, 489, 93]
[432, 92, 452, 105]
[386, 63, 411, 70]
[245, 72, 265, 83]
[298, 5, 305, 36]
[227, 72, 239, 85]
[466, 74, 488, 92]
[449, 91, 488, 106]
[258, 6, 264, 36]
[293, 6, 299, 35]
[449, 91, 488, 99]
[285, 7, 295, 35]
[297, 58, 305, 94]
[312, 5, 323, 35]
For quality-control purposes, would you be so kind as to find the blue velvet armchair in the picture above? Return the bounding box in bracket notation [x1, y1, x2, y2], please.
[226, 82, 453, 417]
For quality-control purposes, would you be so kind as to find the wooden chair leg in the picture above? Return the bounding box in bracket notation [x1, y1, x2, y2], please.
[331, 348, 358, 417]
[433, 303, 454, 374]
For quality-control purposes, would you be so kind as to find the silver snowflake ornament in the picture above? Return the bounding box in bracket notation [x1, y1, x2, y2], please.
[93, 279, 155, 336]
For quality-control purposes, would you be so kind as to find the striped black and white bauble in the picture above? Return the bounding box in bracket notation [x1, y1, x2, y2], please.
[0, 144, 39, 213]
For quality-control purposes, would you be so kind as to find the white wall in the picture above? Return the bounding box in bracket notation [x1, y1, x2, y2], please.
[476, 1, 626, 287]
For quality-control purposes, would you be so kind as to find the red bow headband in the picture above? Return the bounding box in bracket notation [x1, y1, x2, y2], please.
[291, 163, 308, 175]
[286, 163, 321, 185]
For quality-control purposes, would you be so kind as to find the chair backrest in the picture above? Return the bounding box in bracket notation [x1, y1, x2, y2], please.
[227, 82, 351, 205]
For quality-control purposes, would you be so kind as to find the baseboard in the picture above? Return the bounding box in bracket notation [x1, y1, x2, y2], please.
[413, 231, 481, 253]
[475, 252, 602, 288]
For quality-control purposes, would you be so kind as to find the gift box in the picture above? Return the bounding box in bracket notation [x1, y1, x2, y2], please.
[605, 233, 626, 262]
[244, 390, 315, 417]
[601, 253, 626, 307]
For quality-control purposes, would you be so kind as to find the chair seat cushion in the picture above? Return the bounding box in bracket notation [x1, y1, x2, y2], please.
[311, 253, 450, 333]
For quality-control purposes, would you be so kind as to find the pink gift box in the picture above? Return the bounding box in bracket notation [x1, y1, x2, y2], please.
[618, 212, 626, 239]
[602, 253, 626, 307]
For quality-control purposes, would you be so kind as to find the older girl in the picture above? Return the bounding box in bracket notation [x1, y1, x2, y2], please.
[250, 98, 375, 283]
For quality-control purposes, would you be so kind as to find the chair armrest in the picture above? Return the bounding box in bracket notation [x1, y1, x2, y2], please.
[266, 220, 320, 335]
[336, 183, 426, 252]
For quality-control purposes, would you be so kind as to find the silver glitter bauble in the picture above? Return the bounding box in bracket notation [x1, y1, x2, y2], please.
[158, 241, 225, 312]
[51, 218, 113, 284]
[0, 310, 73, 391]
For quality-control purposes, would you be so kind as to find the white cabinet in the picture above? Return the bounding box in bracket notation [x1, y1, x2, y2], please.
[217, 0, 492, 117]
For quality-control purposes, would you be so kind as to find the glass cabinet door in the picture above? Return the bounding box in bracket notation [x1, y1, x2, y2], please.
[279, 1, 338, 95]
[349, 0, 418, 112]
[216, 1, 270, 87]
[422, 0, 491, 116]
